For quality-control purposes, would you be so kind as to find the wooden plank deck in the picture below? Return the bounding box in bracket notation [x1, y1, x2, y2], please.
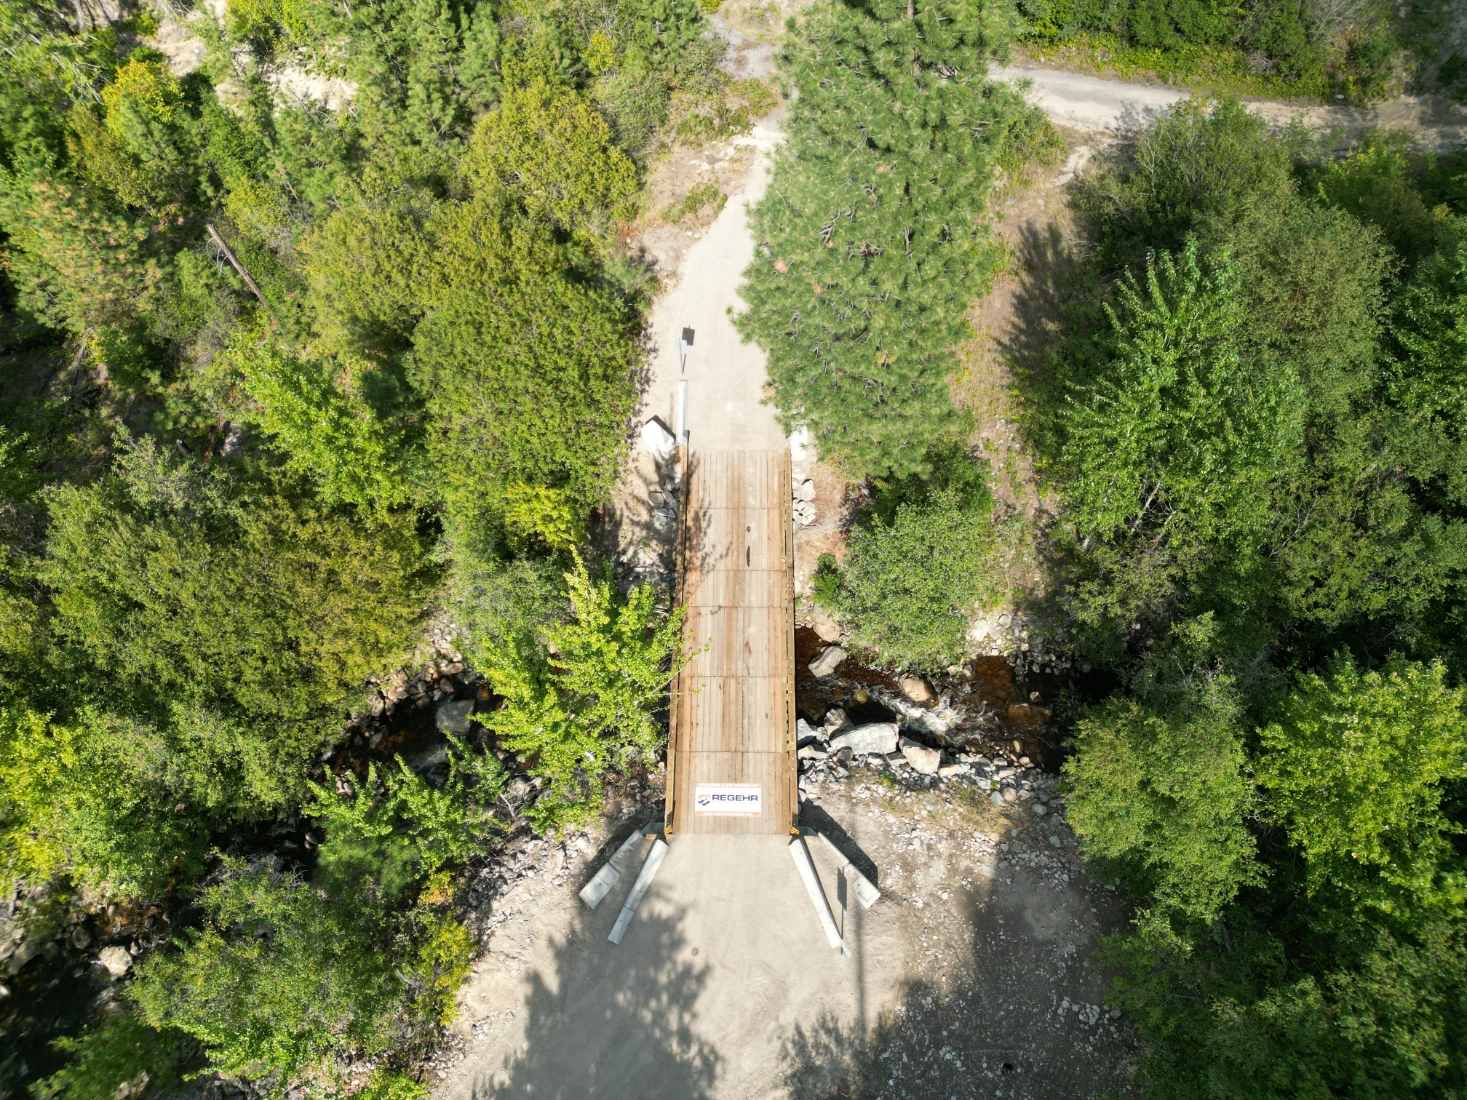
[665, 450, 797, 836]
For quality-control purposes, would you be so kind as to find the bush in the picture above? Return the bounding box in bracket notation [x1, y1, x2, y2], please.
[131, 858, 445, 1084]
[840, 486, 1004, 670]
[1258, 654, 1467, 908]
[481, 556, 688, 826]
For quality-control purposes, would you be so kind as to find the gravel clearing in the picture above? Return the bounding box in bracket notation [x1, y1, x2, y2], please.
[435, 773, 1136, 1100]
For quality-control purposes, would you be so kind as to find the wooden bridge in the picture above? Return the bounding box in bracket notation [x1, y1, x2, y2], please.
[664, 449, 798, 836]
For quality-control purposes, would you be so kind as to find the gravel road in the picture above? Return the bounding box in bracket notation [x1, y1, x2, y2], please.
[993, 63, 1467, 146]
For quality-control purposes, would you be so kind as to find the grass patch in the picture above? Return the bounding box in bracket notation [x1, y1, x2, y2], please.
[660, 180, 728, 225]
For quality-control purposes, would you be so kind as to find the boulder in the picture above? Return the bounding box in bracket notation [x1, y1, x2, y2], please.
[812, 615, 844, 644]
[828, 722, 898, 756]
[795, 478, 816, 502]
[899, 736, 942, 775]
[435, 699, 475, 734]
[795, 718, 821, 747]
[899, 676, 933, 704]
[822, 707, 851, 734]
[407, 744, 449, 772]
[807, 645, 847, 679]
[97, 946, 132, 978]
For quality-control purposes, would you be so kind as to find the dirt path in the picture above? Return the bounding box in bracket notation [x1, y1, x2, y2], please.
[437, 778, 1134, 1100]
[993, 63, 1467, 146]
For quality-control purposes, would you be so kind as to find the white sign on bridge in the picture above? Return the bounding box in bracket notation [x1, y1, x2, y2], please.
[694, 784, 762, 816]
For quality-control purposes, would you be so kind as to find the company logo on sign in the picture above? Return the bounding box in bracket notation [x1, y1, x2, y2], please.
[693, 783, 762, 816]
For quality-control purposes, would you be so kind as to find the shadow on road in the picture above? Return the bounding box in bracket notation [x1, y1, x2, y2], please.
[470, 903, 720, 1100]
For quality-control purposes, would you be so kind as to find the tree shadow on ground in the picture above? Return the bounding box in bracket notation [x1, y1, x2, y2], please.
[778, 867, 1136, 1100]
[469, 902, 720, 1100]
[997, 215, 1093, 466]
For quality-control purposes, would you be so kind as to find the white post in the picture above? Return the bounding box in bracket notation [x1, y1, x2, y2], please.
[788, 837, 851, 956]
[676, 379, 689, 447]
[609, 839, 669, 944]
[579, 829, 646, 910]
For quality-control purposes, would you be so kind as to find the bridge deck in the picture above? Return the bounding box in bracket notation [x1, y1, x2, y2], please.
[665, 449, 797, 836]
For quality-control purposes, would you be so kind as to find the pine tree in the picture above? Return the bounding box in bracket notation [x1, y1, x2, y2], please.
[736, 0, 1039, 479]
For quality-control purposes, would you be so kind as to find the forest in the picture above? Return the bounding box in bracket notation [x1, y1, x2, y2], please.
[1, 0, 1465, 1096]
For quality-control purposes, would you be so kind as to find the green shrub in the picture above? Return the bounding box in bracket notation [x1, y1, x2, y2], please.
[131, 859, 416, 1084]
[482, 556, 689, 826]
[1063, 683, 1261, 931]
[309, 736, 506, 897]
[840, 487, 1004, 670]
[1258, 654, 1467, 909]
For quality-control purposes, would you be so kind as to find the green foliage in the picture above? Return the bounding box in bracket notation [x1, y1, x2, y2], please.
[309, 736, 505, 893]
[1079, 97, 1293, 270]
[1309, 132, 1444, 265]
[40, 439, 426, 816]
[0, 707, 205, 898]
[412, 212, 639, 517]
[131, 859, 408, 1083]
[466, 62, 638, 243]
[34, 1012, 186, 1100]
[229, 332, 414, 511]
[736, 0, 1044, 480]
[1060, 240, 1301, 548]
[1258, 654, 1467, 909]
[1390, 216, 1467, 426]
[1014, 0, 1401, 103]
[810, 553, 842, 613]
[839, 485, 1004, 670]
[483, 556, 687, 825]
[660, 179, 726, 225]
[1063, 675, 1261, 930]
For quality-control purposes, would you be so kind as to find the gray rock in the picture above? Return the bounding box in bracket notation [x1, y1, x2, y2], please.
[1032, 803, 1048, 816]
[435, 699, 475, 734]
[899, 736, 942, 775]
[807, 646, 847, 679]
[796, 718, 820, 746]
[97, 946, 132, 978]
[828, 722, 898, 756]
[5, 938, 37, 975]
[797, 744, 828, 761]
[1049, 835, 1063, 848]
[937, 763, 964, 778]
[408, 744, 449, 772]
[990, 791, 1006, 807]
[795, 478, 816, 502]
[822, 707, 851, 734]
[70, 926, 91, 950]
[1002, 787, 1018, 803]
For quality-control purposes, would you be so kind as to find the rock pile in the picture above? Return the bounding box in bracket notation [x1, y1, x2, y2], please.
[792, 476, 816, 527]
[796, 705, 1066, 813]
[967, 611, 1078, 678]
